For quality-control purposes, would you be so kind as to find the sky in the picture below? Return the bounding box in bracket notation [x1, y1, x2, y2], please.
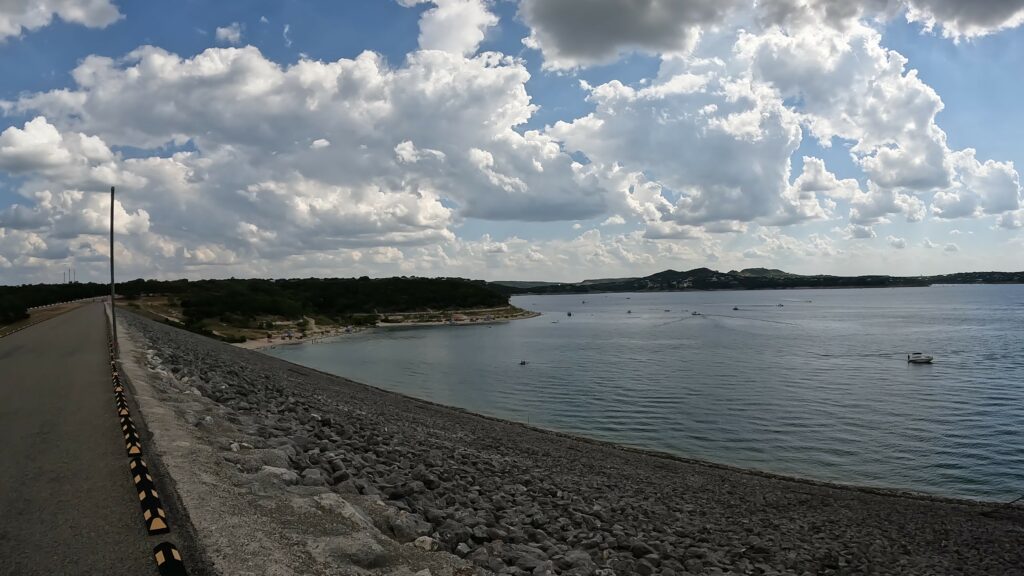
[0, 0, 1022, 284]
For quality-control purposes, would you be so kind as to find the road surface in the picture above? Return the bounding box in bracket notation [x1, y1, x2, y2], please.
[0, 303, 157, 575]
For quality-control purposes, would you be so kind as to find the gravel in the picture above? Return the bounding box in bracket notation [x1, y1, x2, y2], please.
[123, 312, 1024, 576]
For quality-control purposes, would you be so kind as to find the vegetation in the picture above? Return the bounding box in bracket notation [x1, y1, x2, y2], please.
[492, 268, 1024, 295]
[0, 282, 110, 325]
[117, 276, 509, 328]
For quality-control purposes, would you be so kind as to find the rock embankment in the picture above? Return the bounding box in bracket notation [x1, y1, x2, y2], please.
[122, 312, 1024, 576]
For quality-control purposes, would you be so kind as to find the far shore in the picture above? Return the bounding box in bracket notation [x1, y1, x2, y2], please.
[237, 308, 542, 351]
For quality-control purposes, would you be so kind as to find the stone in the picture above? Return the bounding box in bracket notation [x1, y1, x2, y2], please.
[254, 448, 291, 469]
[413, 536, 441, 551]
[313, 493, 374, 529]
[389, 511, 432, 543]
[302, 468, 326, 486]
[636, 559, 656, 576]
[310, 534, 388, 569]
[630, 541, 656, 558]
[256, 465, 299, 485]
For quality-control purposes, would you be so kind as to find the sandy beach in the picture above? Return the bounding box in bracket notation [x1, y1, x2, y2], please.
[120, 310, 1024, 575]
[235, 310, 543, 351]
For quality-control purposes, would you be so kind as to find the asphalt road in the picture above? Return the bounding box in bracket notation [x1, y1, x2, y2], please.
[0, 303, 157, 575]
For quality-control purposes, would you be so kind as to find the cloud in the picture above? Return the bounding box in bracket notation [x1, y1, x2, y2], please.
[215, 22, 243, 45]
[3, 45, 607, 277]
[922, 237, 939, 248]
[931, 149, 1021, 219]
[0, 0, 121, 41]
[901, 0, 1024, 39]
[399, 0, 497, 56]
[519, 0, 746, 69]
[998, 210, 1023, 229]
[886, 235, 907, 248]
[4, 1, 1024, 282]
[283, 24, 292, 47]
[520, 1, 1024, 71]
[0, 116, 132, 191]
[550, 57, 802, 230]
[843, 224, 877, 239]
[943, 242, 959, 252]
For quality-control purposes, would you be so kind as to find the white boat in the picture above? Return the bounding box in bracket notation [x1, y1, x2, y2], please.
[907, 352, 934, 364]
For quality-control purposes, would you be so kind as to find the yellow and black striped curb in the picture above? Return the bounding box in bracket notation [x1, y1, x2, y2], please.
[153, 542, 188, 576]
[131, 456, 169, 535]
[107, 330, 188, 572]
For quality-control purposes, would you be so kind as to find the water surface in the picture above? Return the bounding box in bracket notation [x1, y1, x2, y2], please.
[268, 285, 1024, 500]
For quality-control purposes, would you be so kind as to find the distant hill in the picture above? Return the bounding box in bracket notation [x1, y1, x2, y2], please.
[494, 267, 1010, 294]
[730, 268, 802, 278]
[925, 271, 1024, 284]
[579, 277, 638, 285]
[491, 281, 563, 289]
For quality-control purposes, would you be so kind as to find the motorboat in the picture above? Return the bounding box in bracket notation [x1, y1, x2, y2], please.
[692, 311, 701, 316]
[519, 360, 528, 366]
[907, 352, 934, 364]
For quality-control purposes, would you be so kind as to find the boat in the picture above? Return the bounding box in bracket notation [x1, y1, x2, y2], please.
[692, 311, 700, 316]
[627, 310, 632, 314]
[733, 307, 739, 311]
[519, 360, 528, 366]
[907, 352, 934, 364]
[567, 312, 572, 317]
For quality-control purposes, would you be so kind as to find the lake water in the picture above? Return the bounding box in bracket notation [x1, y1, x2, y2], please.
[267, 285, 1024, 500]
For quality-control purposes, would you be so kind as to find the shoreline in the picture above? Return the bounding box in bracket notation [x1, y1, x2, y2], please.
[122, 310, 1024, 575]
[237, 309, 543, 351]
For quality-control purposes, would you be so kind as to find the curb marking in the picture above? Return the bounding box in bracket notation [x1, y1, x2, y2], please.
[153, 542, 188, 576]
[107, 330, 188, 570]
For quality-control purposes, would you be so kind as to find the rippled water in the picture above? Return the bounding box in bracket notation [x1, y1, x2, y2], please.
[267, 285, 1024, 500]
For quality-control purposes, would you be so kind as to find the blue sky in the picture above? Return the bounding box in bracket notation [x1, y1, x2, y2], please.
[0, 0, 1022, 283]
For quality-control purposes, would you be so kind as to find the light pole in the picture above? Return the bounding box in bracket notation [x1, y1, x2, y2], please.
[110, 185, 118, 349]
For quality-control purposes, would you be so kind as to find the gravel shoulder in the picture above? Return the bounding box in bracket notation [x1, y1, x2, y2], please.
[120, 310, 1024, 576]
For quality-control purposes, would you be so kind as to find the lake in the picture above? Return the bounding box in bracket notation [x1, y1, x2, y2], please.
[266, 285, 1024, 500]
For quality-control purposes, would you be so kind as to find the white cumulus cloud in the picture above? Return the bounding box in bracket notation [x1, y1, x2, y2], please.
[215, 22, 243, 45]
[0, 0, 121, 41]
[398, 0, 497, 56]
[886, 235, 907, 249]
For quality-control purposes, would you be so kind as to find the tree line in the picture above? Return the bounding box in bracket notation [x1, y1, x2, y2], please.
[2, 276, 511, 327]
[0, 282, 110, 324]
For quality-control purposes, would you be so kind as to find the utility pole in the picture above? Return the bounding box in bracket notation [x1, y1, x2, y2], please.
[110, 185, 118, 349]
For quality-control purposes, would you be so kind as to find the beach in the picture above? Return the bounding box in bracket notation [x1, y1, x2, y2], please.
[120, 310, 1024, 575]
[234, 309, 542, 352]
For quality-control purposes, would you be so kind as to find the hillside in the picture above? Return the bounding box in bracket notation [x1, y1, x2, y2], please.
[731, 268, 802, 278]
[495, 268, 1024, 294]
